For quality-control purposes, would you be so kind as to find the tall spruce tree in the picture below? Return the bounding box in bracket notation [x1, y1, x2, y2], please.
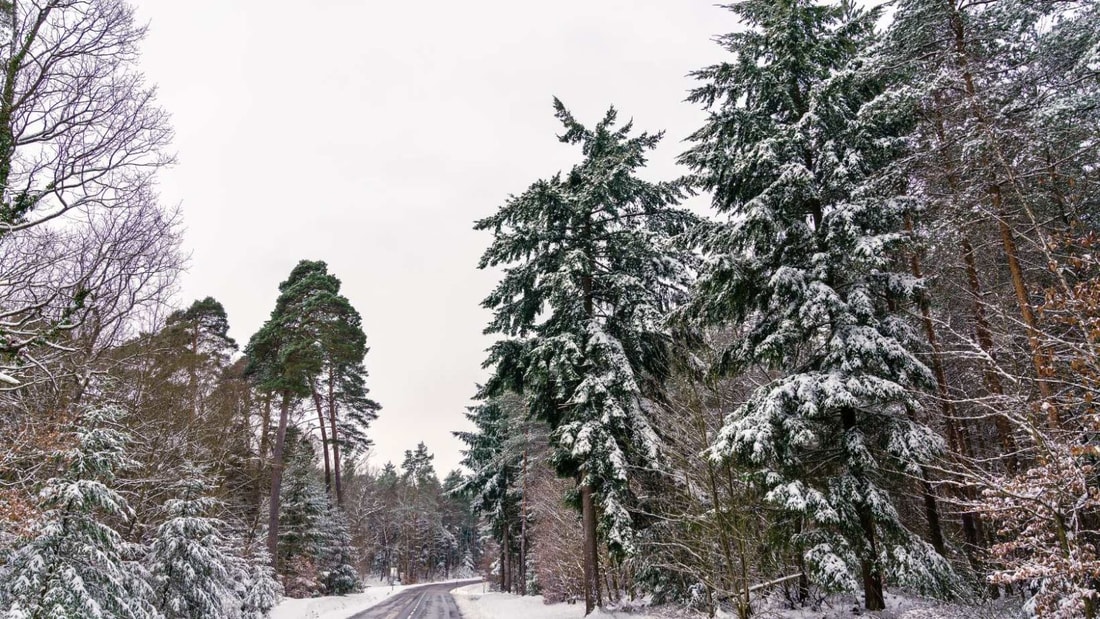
[679, 0, 954, 609]
[476, 99, 697, 614]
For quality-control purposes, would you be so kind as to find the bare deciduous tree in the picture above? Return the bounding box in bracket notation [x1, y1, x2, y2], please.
[1, 0, 172, 235]
[0, 0, 175, 391]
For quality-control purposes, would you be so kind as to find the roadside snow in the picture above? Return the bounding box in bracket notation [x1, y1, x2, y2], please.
[271, 578, 482, 619]
[451, 583, 664, 619]
[451, 585, 1009, 619]
[269, 584, 413, 619]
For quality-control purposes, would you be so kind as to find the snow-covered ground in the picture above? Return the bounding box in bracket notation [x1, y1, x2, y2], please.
[451, 583, 664, 619]
[270, 583, 414, 619]
[270, 578, 477, 619]
[451, 584, 1010, 619]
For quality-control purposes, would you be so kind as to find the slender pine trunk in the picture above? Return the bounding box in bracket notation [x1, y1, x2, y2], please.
[947, 1, 1056, 426]
[310, 385, 333, 495]
[519, 439, 528, 595]
[327, 369, 344, 505]
[266, 391, 291, 563]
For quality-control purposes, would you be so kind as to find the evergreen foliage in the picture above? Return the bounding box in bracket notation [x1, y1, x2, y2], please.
[679, 0, 955, 608]
[0, 407, 159, 619]
[234, 547, 282, 619]
[146, 471, 242, 619]
[456, 396, 522, 551]
[476, 98, 698, 560]
[277, 433, 359, 596]
[3, 1, 1098, 616]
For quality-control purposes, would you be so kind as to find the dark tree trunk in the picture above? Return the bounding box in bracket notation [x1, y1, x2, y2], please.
[858, 505, 886, 611]
[581, 482, 601, 614]
[960, 234, 1019, 470]
[920, 479, 946, 556]
[579, 239, 602, 615]
[311, 386, 332, 495]
[327, 370, 344, 505]
[501, 524, 511, 592]
[519, 442, 528, 595]
[259, 394, 272, 460]
[841, 408, 885, 611]
[266, 391, 292, 563]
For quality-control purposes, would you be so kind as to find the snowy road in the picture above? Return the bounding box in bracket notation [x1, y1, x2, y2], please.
[346, 580, 481, 619]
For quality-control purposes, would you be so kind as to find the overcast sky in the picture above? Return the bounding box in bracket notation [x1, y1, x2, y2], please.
[130, 0, 728, 474]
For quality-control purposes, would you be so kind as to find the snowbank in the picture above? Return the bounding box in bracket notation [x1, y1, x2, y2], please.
[269, 583, 414, 619]
[271, 578, 481, 619]
[451, 583, 663, 619]
[451, 585, 998, 619]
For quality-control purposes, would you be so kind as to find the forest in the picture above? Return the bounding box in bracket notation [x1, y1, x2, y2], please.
[1, 0, 1099, 618]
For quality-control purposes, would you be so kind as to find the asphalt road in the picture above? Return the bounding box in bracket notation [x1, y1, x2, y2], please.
[347, 579, 482, 619]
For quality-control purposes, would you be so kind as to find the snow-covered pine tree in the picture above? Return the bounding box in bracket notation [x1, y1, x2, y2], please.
[277, 431, 359, 596]
[0, 406, 160, 619]
[455, 396, 523, 592]
[679, 0, 954, 610]
[234, 546, 282, 619]
[277, 433, 332, 595]
[145, 469, 243, 619]
[476, 99, 698, 614]
[318, 504, 360, 595]
[440, 470, 480, 580]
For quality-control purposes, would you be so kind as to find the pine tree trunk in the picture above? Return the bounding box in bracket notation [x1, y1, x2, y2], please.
[994, 189, 1055, 422]
[519, 441, 528, 595]
[919, 479, 946, 556]
[580, 248, 601, 615]
[259, 394, 272, 460]
[797, 556, 810, 607]
[947, 1, 1056, 427]
[501, 524, 511, 592]
[311, 386, 333, 495]
[581, 482, 601, 615]
[327, 370, 344, 505]
[841, 408, 885, 611]
[857, 504, 886, 611]
[960, 235, 1020, 470]
[266, 391, 291, 563]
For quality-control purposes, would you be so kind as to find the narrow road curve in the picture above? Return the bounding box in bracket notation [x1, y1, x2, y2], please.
[347, 579, 482, 619]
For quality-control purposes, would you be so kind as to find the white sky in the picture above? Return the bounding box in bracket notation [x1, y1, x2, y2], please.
[130, 0, 727, 474]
